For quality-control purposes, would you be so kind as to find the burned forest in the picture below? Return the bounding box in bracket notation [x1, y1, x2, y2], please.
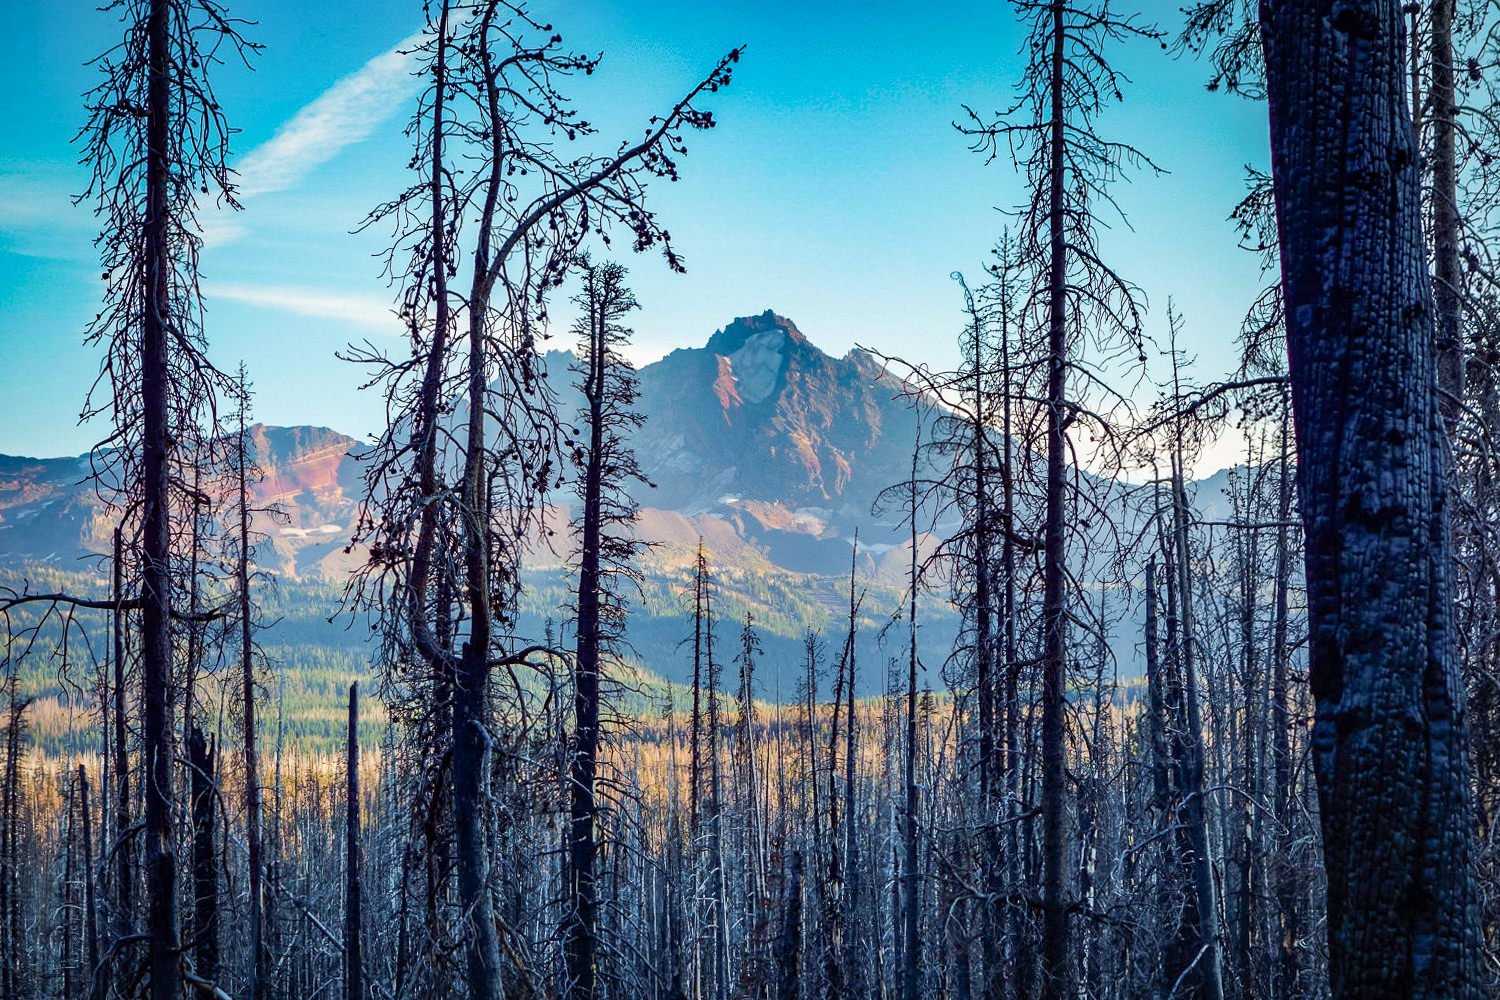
[2, 0, 1499, 998]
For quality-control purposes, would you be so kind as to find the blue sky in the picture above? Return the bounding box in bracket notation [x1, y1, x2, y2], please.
[0, 0, 1270, 461]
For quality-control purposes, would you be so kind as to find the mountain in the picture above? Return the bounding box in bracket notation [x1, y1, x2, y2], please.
[0, 312, 949, 697]
[0, 424, 366, 578]
[639, 311, 914, 514]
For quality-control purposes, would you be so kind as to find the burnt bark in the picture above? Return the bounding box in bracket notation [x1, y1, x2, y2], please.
[1260, 1, 1485, 994]
[187, 726, 217, 985]
[345, 683, 364, 1000]
[1038, 3, 1071, 993]
[141, 3, 181, 992]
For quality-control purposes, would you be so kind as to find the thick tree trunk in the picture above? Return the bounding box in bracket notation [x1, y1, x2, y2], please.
[902, 454, 921, 1000]
[451, 38, 508, 990]
[79, 764, 102, 1000]
[453, 364, 504, 1000]
[999, 269, 1024, 1000]
[967, 296, 1002, 1000]
[1169, 470, 1226, 1000]
[1, 692, 24, 998]
[840, 555, 860, 1000]
[1261, 1, 1485, 994]
[776, 851, 803, 1000]
[238, 415, 269, 1000]
[706, 592, 731, 1000]
[111, 528, 131, 960]
[66, 736, 78, 998]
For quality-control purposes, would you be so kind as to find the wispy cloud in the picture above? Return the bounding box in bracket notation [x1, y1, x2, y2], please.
[234, 28, 427, 200]
[0, 163, 97, 259]
[211, 282, 398, 331]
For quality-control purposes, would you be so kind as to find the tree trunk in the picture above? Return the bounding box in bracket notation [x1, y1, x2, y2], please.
[902, 450, 921, 1000]
[111, 526, 131, 958]
[1039, 2, 1071, 995]
[1430, 0, 1462, 423]
[1269, 399, 1301, 999]
[79, 764, 102, 1000]
[1260, 1, 1485, 993]
[776, 851, 803, 1000]
[965, 289, 1001, 1000]
[452, 38, 507, 990]
[840, 550, 860, 1000]
[142, 1, 181, 993]
[188, 726, 218, 986]
[564, 297, 607, 1000]
[1169, 467, 1226, 1000]
[238, 407, 269, 1000]
[345, 684, 363, 1000]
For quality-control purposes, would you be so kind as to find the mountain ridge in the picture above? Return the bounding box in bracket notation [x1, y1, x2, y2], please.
[0, 312, 948, 690]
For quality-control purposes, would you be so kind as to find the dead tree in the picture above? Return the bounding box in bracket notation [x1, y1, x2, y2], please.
[960, 1, 1157, 994]
[231, 372, 275, 1000]
[902, 446, 922, 1000]
[1, 682, 30, 998]
[1260, 0, 1486, 994]
[74, 1, 256, 994]
[78, 764, 102, 1000]
[346, 683, 363, 1000]
[187, 726, 218, 987]
[348, 7, 738, 995]
[563, 258, 649, 1000]
[110, 526, 131, 967]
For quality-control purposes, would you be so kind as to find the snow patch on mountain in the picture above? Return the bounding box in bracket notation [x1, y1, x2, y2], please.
[725, 329, 787, 405]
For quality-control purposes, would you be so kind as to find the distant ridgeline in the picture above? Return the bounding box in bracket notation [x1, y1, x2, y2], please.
[0, 312, 1000, 751]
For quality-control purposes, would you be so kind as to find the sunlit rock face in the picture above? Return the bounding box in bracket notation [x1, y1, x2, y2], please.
[634, 310, 919, 547]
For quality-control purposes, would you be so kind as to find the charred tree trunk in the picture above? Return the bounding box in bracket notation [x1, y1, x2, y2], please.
[1269, 402, 1301, 999]
[564, 282, 609, 1000]
[141, 2, 181, 994]
[1, 691, 27, 999]
[187, 726, 217, 986]
[453, 366, 503, 1000]
[840, 548, 861, 1000]
[79, 764, 102, 1000]
[237, 399, 269, 1000]
[345, 683, 363, 1000]
[776, 851, 803, 1000]
[1261, 1, 1485, 993]
[111, 526, 131, 956]
[451, 25, 507, 991]
[998, 258, 1025, 1000]
[1430, 0, 1462, 423]
[1039, 3, 1072, 994]
[902, 449, 922, 1000]
[1168, 460, 1226, 1000]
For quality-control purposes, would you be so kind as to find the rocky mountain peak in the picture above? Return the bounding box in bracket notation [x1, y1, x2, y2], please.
[702, 309, 809, 357]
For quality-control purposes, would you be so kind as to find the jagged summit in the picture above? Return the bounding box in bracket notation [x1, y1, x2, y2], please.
[628, 310, 920, 547]
[702, 309, 810, 356]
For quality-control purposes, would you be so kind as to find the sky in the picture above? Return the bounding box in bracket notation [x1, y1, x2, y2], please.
[0, 0, 1271, 466]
